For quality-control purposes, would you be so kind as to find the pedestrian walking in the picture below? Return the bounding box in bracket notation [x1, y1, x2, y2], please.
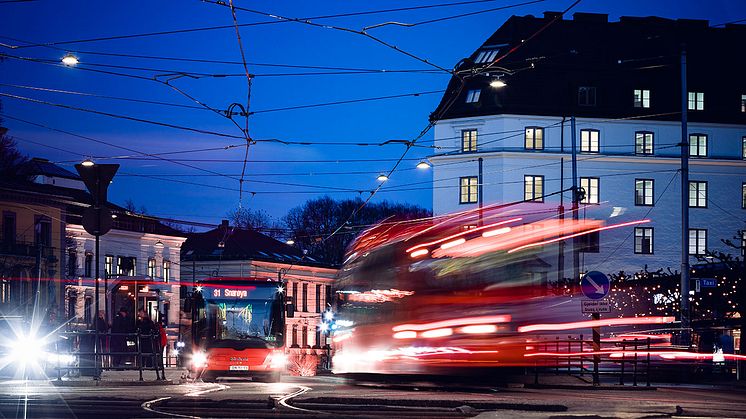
[136, 309, 155, 367]
[111, 308, 129, 368]
[94, 310, 110, 366]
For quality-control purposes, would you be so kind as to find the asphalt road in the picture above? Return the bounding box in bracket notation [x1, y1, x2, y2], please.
[0, 375, 744, 418]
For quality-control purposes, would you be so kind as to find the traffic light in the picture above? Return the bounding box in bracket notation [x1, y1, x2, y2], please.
[574, 186, 586, 203]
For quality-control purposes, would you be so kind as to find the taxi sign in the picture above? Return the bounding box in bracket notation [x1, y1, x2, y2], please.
[581, 271, 610, 300]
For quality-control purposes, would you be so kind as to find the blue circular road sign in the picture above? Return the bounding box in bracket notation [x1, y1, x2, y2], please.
[581, 271, 610, 300]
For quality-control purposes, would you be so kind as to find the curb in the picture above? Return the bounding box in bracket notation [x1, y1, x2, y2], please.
[51, 379, 175, 387]
[524, 383, 656, 391]
[295, 397, 568, 412]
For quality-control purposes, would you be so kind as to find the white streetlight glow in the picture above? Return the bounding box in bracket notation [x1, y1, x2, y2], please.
[490, 79, 507, 88]
[62, 54, 79, 66]
[81, 158, 95, 167]
[286, 239, 295, 245]
[377, 174, 389, 182]
[416, 160, 431, 169]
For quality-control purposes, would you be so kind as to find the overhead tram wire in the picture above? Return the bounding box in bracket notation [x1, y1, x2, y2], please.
[0, 0, 544, 49]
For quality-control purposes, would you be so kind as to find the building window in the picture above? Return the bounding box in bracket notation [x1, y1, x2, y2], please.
[742, 183, 746, 209]
[67, 252, 77, 277]
[325, 285, 332, 309]
[742, 94, 746, 113]
[633, 89, 650, 108]
[291, 282, 298, 308]
[35, 218, 51, 247]
[459, 176, 478, 204]
[2, 212, 16, 245]
[742, 232, 746, 258]
[302, 326, 308, 348]
[67, 290, 77, 320]
[579, 177, 599, 204]
[580, 129, 600, 153]
[524, 127, 544, 150]
[461, 129, 477, 152]
[688, 229, 707, 255]
[635, 179, 654, 206]
[291, 324, 298, 347]
[315, 284, 321, 313]
[162, 260, 171, 282]
[635, 131, 654, 155]
[315, 328, 322, 348]
[577, 231, 600, 253]
[524, 175, 544, 202]
[578, 86, 596, 106]
[689, 134, 707, 157]
[84, 253, 92, 277]
[84, 296, 92, 325]
[475, 48, 500, 63]
[688, 91, 704, 110]
[302, 283, 308, 312]
[634, 228, 654, 254]
[147, 258, 156, 278]
[688, 181, 707, 208]
[742, 137, 746, 159]
[104, 255, 114, 277]
[465, 89, 481, 103]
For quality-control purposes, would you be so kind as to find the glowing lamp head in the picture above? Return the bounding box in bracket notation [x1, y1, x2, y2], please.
[191, 351, 208, 368]
[80, 158, 95, 167]
[319, 322, 330, 332]
[323, 311, 334, 321]
[416, 160, 431, 169]
[489, 79, 507, 88]
[61, 53, 79, 66]
[9, 334, 45, 366]
[285, 239, 295, 245]
[377, 174, 389, 182]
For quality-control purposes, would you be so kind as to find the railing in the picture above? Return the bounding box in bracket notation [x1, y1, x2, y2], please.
[52, 330, 166, 381]
[531, 335, 653, 387]
[0, 241, 55, 258]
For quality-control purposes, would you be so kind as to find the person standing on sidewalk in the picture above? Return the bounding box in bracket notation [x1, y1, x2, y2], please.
[136, 309, 155, 367]
[94, 310, 110, 367]
[111, 308, 128, 368]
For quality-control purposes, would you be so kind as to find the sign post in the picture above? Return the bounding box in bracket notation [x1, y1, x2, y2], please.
[581, 271, 611, 386]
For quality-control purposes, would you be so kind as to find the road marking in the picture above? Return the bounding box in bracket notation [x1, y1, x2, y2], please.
[141, 383, 228, 418]
[276, 385, 320, 413]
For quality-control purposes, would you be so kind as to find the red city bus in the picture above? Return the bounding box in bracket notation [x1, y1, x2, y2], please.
[331, 202, 677, 377]
[189, 277, 289, 381]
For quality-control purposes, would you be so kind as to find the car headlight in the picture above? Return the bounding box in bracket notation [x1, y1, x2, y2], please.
[9, 334, 45, 365]
[192, 351, 208, 368]
[267, 351, 287, 369]
[46, 353, 76, 365]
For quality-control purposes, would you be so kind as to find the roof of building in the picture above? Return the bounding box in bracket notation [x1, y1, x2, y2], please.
[19, 158, 81, 180]
[181, 221, 333, 268]
[431, 12, 746, 124]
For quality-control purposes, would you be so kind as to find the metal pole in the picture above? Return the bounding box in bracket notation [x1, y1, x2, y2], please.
[680, 45, 691, 348]
[558, 158, 565, 285]
[478, 157, 484, 227]
[571, 116, 579, 283]
[94, 233, 100, 379]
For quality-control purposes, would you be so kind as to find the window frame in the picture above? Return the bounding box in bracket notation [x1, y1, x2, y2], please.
[104, 255, 114, 278]
[302, 282, 308, 312]
[459, 176, 479, 204]
[742, 94, 746, 113]
[634, 227, 654, 255]
[742, 137, 746, 159]
[84, 253, 93, 278]
[633, 89, 650, 108]
[578, 86, 597, 106]
[465, 89, 481, 103]
[634, 179, 654, 206]
[579, 177, 599, 204]
[461, 129, 478, 152]
[147, 258, 156, 278]
[688, 228, 707, 255]
[524, 126, 544, 150]
[162, 259, 171, 282]
[475, 48, 500, 63]
[742, 183, 746, 209]
[688, 133, 708, 158]
[688, 91, 704, 111]
[635, 131, 654, 155]
[688, 181, 708, 208]
[524, 175, 545, 202]
[580, 129, 600, 153]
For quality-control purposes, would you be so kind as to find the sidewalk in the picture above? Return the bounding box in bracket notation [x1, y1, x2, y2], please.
[51, 367, 188, 387]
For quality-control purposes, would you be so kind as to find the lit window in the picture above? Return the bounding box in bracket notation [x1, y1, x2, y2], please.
[461, 129, 477, 152]
[579, 177, 599, 204]
[742, 137, 746, 159]
[147, 258, 156, 278]
[459, 176, 478, 204]
[634, 227, 653, 254]
[742, 183, 746, 209]
[635, 131, 654, 155]
[635, 179, 654, 206]
[580, 129, 600, 153]
[524, 175, 544, 202]
[84, 254, 92, 278]
[466, 89, 481, 103]
[688, 229, 707, 255]
[688, 181, 707, 208]
[742, 232, 746, 258]
[475, 48, 500, 63]
[688, 91, 704, 110]
[525, 127, 544, 150]
[104, 255, 113, 277]
[578, 86, 596, 106]
[634, 89, 650, 108]
[162, 260, 171, 282]
[689, 134, 707, 157]
[742, 94, 746, 113]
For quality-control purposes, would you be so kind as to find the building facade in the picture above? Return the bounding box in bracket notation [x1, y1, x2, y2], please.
[181, 221, 337, 374]
[430, 13, 746, 276]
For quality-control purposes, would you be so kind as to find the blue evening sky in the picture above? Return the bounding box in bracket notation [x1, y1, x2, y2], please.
[1, 0, 743, 226]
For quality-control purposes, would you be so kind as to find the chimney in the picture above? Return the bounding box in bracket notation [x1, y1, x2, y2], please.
[220, 219, 229, 230]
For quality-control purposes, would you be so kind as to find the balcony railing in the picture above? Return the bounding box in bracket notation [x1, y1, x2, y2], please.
[0, 241, 56, 258]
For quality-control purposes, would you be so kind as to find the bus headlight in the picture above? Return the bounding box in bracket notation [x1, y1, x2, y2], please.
[191, 351, 208, 368]
[267, 351, 287, 369]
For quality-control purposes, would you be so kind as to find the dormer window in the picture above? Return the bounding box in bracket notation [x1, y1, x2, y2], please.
[634, 89, 650, 108]
[688, 92, 704, 110]
[466, 89, 481, 103]
[475, 48, 500, 63]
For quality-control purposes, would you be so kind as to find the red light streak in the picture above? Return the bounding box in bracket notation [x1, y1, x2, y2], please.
[440, 238, 465, 250]
[393, 315, 512, 332]
[507, 219, 651, 254]
[409, 249, 429, 258]
[526, 350, 746, 362]
[517, 316, 675, 333]
[405, 218, 521, 253]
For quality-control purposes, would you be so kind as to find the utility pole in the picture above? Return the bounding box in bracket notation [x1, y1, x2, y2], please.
[680, 45, 691, 347]
[571, 116, 580, 283]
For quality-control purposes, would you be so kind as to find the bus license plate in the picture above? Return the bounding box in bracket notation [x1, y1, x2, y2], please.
[229, 365, 249, 371]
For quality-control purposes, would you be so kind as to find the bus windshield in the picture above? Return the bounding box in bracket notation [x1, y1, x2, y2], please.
[197, 282, 284, 347]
